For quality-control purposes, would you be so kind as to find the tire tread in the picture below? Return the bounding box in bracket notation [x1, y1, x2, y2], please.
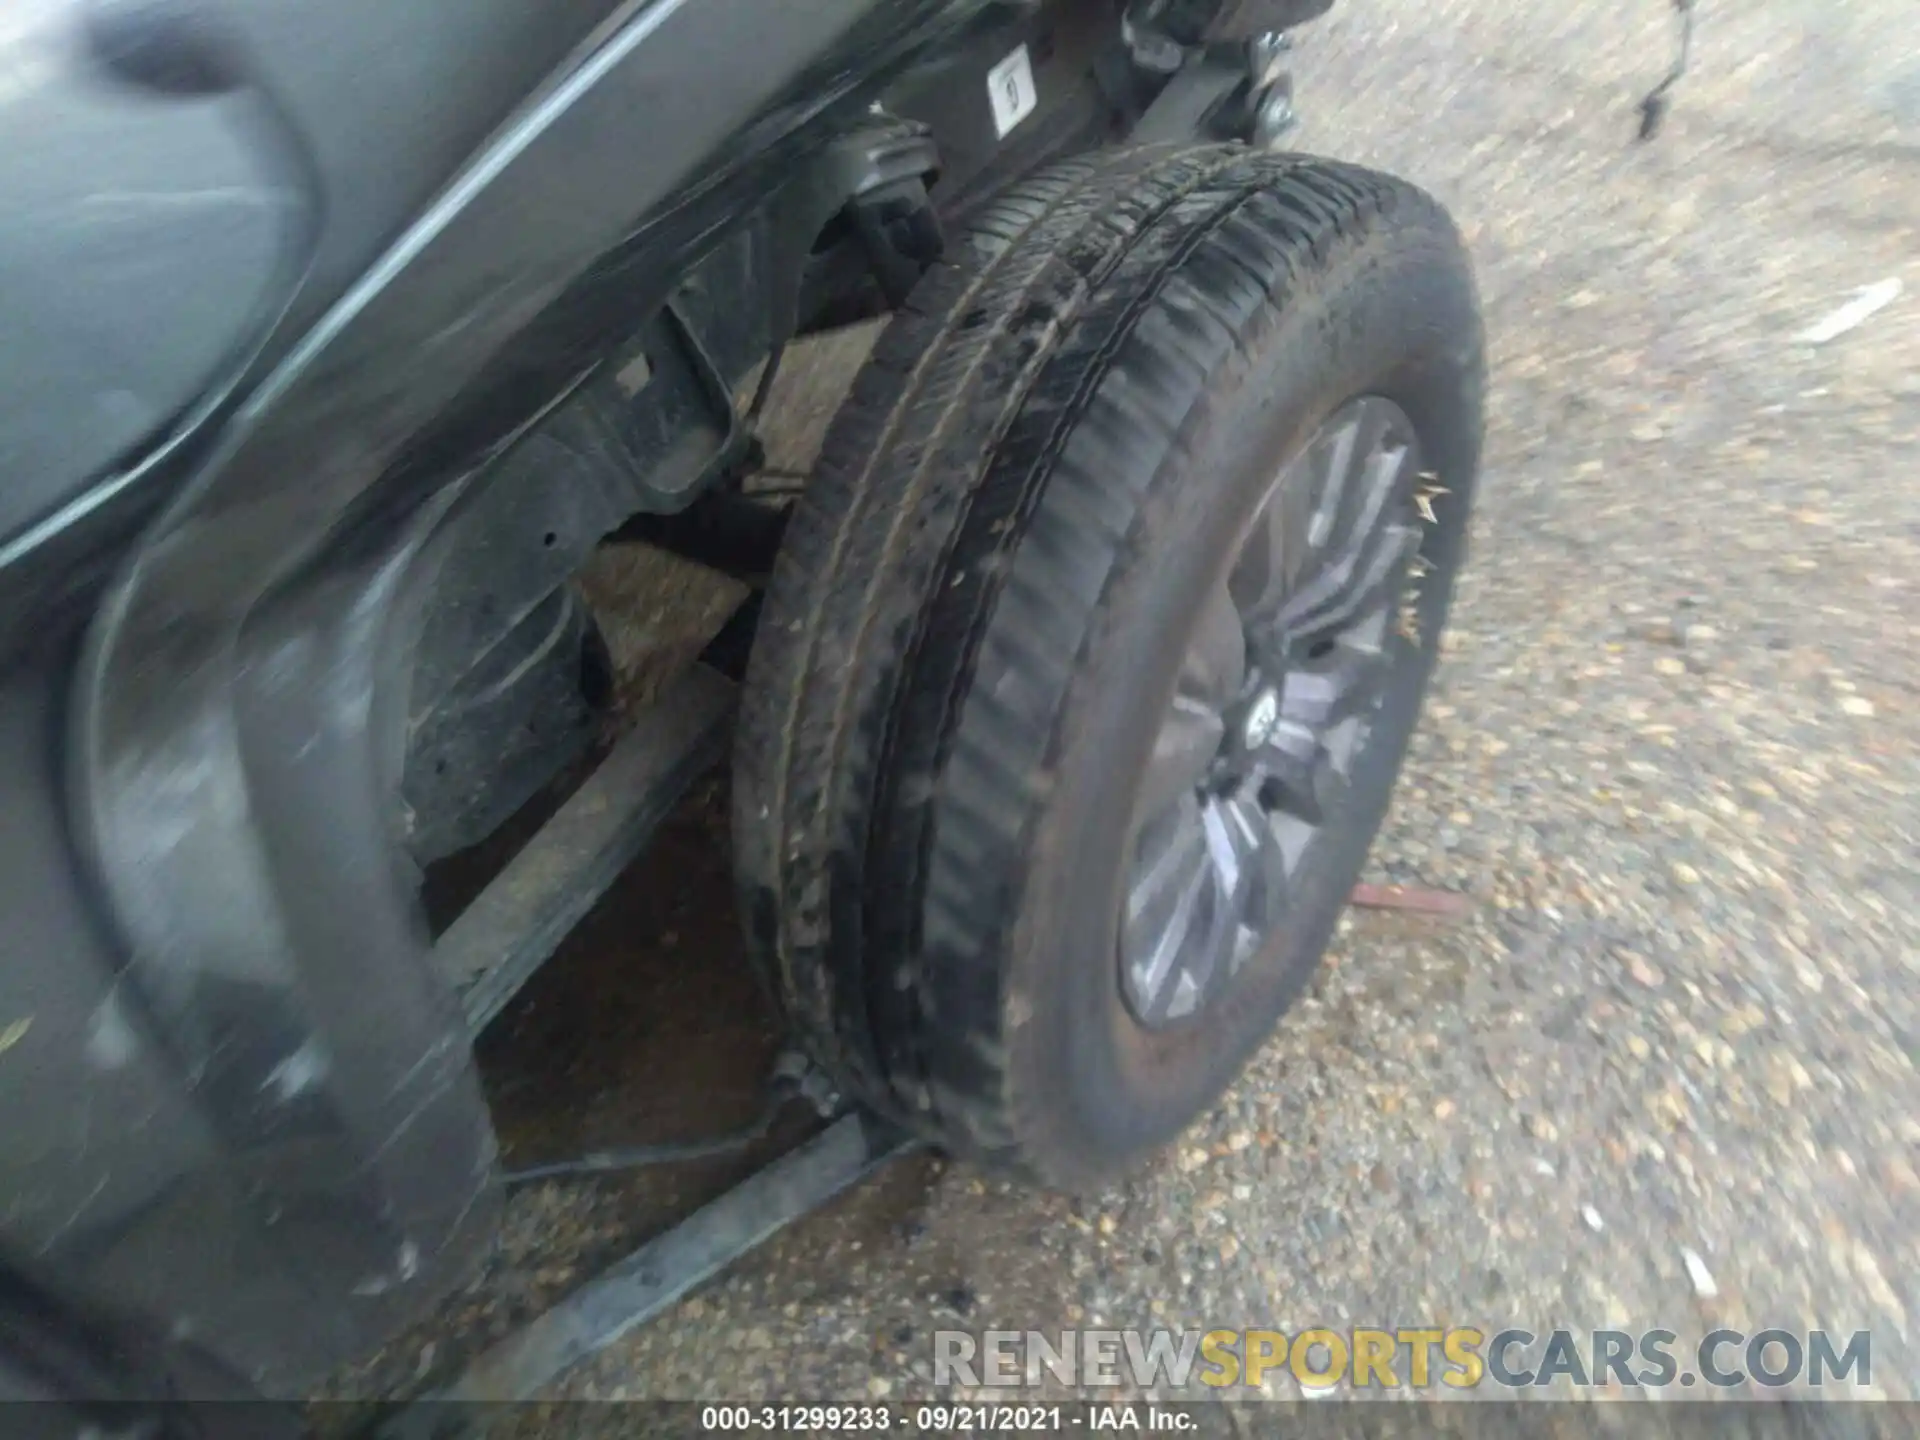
[735, 146, 1475, 1178]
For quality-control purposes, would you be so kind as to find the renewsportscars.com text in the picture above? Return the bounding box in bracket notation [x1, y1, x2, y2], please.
[933, 1326, 1872, 1391]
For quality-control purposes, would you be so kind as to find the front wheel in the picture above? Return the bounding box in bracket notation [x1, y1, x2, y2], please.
[736, 146, 1484, 1188]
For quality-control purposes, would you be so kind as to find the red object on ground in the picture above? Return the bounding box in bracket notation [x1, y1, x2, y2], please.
[1347, 882, 1474, 918]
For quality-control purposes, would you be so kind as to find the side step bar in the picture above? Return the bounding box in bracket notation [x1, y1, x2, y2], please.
[374, 659, 910, 1432]
[368, 1117, 912, 1437]
[425, 1115, 909, 1416]
[435, 662, 736, 1034]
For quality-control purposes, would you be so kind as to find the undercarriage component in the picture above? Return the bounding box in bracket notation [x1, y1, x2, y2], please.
[804, 117, 947, 318]
[402, 590, 610, 865]
[565, 311, 749, 513]
[882, 0, 1121, 225]
[435, 662, 736, 1034]
[849, 176, 947, 308]
[1128, 45, 1254, 143]
[1121, 0, 1306, 146]
[395, 112, 946, 860]
[608, 491, 790, 587]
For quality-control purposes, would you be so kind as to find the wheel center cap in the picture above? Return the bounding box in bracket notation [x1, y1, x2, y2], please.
[1241, 687, 1281, 750]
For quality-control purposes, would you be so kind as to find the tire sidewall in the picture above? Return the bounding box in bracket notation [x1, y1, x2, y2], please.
[1005, 222, 1484, 1182]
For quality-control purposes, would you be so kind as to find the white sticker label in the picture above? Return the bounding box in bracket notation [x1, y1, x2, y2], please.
[986, 44, 1038, 138]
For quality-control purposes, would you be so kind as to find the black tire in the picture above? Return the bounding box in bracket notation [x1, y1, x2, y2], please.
[735, 144, 1483, 1188]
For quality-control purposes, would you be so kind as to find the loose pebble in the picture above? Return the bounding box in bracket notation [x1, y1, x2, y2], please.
[1682, 1248, 1720, 1300]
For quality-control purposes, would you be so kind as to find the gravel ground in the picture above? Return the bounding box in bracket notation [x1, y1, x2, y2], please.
[355, 0, 1920, 1416]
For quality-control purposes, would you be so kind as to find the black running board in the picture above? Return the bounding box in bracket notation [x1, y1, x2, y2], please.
[372, 1115, 912, 1436]
[466, 1115, 902, 1403]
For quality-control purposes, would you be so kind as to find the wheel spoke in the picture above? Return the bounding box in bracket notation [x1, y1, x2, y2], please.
[1235, 399, 1417, 650]
[1125, 801, 1213, 1021]
[1205, 790, 1266, 899]
[1129, 864, 1208, 1023]
[1269, 808, 1316, 876]
[1232, 431, 1339, 626]
[1164, 794, 1261, 1017]
[1246, 805, 1292, 933]
[1277, 635, 1387, 733]
[1129, 795, 1209, 920]
[1305, 410, 1364, 558]
[1280, 517, 1417, 646]
[1314, 745, 1355, 818]
[1118, 394, 1433, 1032]
[1323, 714, 1365, 776]
[1319, 399, 1405, 549]
[1279, 398, 1416, 644]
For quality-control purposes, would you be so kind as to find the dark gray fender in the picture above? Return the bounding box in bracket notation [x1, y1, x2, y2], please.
[56, 0, 997, 1392]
